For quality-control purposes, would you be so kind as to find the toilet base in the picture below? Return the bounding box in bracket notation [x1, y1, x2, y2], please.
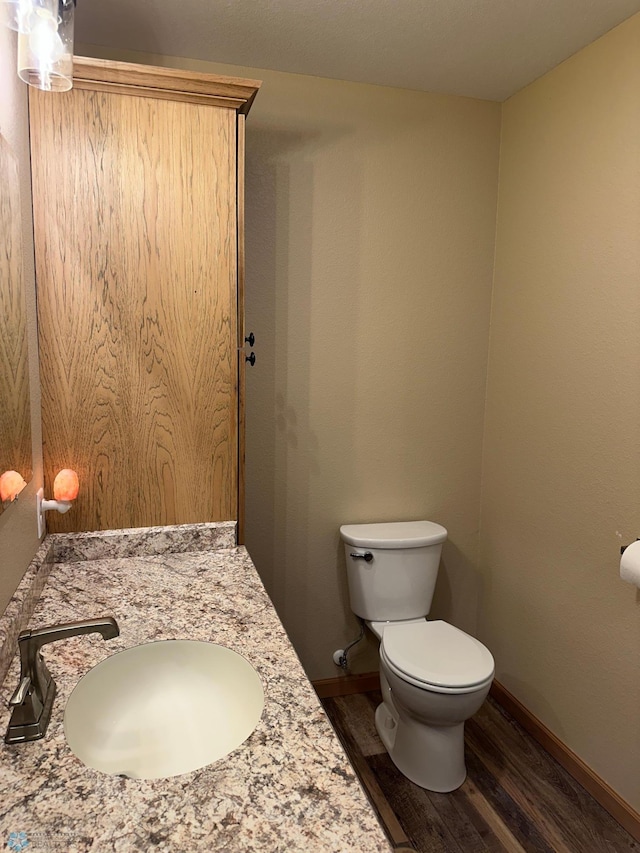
[374, 701, 467, 793]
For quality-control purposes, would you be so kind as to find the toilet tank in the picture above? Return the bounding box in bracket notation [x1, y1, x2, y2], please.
[340, 521, 447, 622]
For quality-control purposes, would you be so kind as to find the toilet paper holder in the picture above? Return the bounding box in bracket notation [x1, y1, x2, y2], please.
[620, 538, 640, 555]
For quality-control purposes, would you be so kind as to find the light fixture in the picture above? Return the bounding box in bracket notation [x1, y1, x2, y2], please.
[2, 0, 76, 91]
[2, 0, 35, 32]
[0, 470, 27, 503]
[36, 467, 80, 536]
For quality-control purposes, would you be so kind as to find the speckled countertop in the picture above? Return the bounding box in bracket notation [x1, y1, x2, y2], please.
[0, 524, 391, 852]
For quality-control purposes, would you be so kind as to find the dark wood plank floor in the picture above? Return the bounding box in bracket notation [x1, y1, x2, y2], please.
[321, 691, 638, 853]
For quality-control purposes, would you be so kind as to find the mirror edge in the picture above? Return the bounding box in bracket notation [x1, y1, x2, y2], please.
[0, 24, 44, 615]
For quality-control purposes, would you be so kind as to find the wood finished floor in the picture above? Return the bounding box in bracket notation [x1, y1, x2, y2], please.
[321, 691, 638, 853]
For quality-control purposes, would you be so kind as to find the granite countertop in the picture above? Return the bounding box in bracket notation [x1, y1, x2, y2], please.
[0, 525, 391, 853]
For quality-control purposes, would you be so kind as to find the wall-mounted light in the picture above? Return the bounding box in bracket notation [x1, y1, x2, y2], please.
[0, 470, 27, 504]
[36, 467, 80, 536]
[2, 0, 76, 91]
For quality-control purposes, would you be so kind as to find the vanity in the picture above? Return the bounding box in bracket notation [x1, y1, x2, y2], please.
[1, 49, 389, 853]
[0, 524, 391, 852]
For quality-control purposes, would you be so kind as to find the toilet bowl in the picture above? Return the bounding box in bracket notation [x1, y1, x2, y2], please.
[372, 618, 494, 791]
[340, 520, 494, 792]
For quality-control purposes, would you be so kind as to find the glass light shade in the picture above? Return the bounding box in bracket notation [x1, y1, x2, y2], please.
[2, 0, 36, 32]
[17, 0, 74, 92]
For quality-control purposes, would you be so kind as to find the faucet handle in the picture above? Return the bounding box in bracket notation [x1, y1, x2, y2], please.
[16, 618, 120, 705]
[6, 616, 119, 745]
[8, 677, 31, 708]
[18, 617, 120, 650]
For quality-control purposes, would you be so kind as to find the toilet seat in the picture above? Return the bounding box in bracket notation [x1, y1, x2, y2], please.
[381, 620, 494, 695]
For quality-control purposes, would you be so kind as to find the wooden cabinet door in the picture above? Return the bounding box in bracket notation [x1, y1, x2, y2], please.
[31, 86, 239, 532]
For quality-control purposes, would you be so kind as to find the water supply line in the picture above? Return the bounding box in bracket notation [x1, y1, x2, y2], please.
[332, 618, 366, 670]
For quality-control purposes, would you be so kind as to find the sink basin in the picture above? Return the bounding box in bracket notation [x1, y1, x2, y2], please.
[64, 640, 264, 779]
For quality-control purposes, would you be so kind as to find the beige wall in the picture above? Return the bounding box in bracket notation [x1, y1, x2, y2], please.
[81, 45, 502, 678]
[0, 28, 43, 613]
[480, 14, 640, 811]
[242, 70, 501, 680]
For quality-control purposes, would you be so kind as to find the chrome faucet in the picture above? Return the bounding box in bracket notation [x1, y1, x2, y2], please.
[4, 617, 119, 744]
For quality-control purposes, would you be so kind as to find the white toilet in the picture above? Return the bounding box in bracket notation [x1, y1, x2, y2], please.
[340, 520, 494, 793]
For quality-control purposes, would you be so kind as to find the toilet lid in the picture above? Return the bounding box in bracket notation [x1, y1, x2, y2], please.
[381, 621, 494, 689]
[340, 520, 447, 549]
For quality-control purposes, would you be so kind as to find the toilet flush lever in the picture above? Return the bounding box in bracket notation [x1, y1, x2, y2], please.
[350, 551, 373, 563]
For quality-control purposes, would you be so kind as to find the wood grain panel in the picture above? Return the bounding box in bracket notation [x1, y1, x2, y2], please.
[322, 695, 415, 850]
[73, 56, 261, 114]
[313, 671, 382, 698]
[32, 87, 237, 531]
[330, 693, 385, 758]
[72, 79, 247, 111]
[434, 776, 523, 853]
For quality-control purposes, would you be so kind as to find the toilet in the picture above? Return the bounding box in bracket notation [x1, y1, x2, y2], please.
[340, 520, 494, 793]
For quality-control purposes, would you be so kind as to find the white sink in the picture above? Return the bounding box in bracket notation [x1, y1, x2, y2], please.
[64, 640, 264, 779]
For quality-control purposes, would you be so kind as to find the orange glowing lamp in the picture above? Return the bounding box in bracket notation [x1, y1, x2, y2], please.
[53, 468, 80, 502]
[0, 470, 27, 503]
[37, 468, 80, 536]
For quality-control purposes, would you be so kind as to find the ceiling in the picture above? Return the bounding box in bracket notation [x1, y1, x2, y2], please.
[76, 0, 640, 102]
